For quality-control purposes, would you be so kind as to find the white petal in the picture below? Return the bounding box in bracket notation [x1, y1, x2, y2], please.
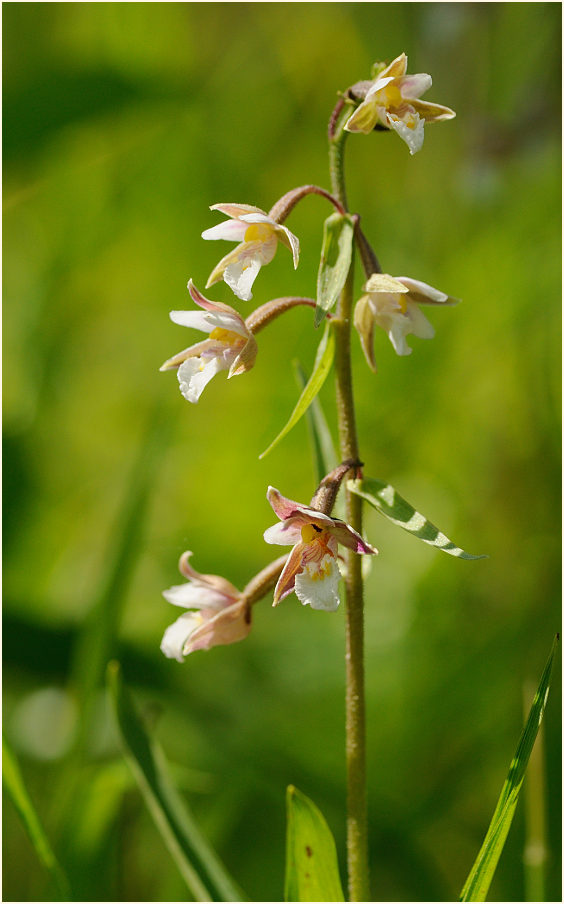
[201, 220, 248, 242]
[177, 355, 227, 403]
[224, 257, 262, 301]
[385, 302, 434, 355]
[397, 277, 451, 304]
[405, 302, 435, 339]
[169, 310, 216, 333]
[365, 75, 395, 100]
[386, 318, 413, 356]
[205, 311, 250, 336]
[162, 582, 228, 610]
[160, 612, 202, 662]
[170, 305, 247, 337]
[398, 73, 432, 100]
[238, 212, 277, 226]
[263, 522, 303, 546]
[277, 224, 300, 268]
[294, 556, 341, 611]
[387, 112, 425, 155]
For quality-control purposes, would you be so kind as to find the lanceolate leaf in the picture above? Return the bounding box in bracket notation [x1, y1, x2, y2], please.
[316, 213, 355, 327]
[107, 662, 242, 903]
[285, 785, 345, 903]
[260, 325, 335, 459]
[460, 636, 559, 902]
[293, 360, 338, 485]
[348, 477, 486, 560]
[3, 735, 70, 900]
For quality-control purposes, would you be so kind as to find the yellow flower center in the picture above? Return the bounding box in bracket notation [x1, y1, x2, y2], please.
[396, 294, 408, 315]
[384, 84, 403, 109]
[209, 327, 242, 344]
[244, 223, 275, 243]
[301, 523, 320, 543]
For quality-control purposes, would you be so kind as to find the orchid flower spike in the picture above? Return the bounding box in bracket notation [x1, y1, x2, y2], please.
[264, 487, 377, 612]
[160, 280, 257, 403]
[161, 551, 250, 661]
[354, 273, 459, 371]
[345, 52, 455, 155]
[202, 203, 300, 301]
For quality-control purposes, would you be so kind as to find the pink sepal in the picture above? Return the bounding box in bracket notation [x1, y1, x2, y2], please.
[327, 522, 378, 555]
[272, 543, 304, 605]
[266, 486, 335, 525]
[185, 598, 251, 653]
[210, 203, 267, 218]
[187, 280, 247, 322]
[178, 550, 240, 600]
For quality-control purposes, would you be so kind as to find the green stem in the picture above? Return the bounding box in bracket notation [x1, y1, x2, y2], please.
[329, 101, 350, 210]
[329, 101, 370, 902]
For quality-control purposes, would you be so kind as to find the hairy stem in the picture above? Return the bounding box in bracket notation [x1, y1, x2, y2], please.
[268, 184, 345, 223]
[329, 101, 370, 902]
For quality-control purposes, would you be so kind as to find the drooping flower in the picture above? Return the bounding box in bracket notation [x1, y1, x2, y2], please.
[160, 280, 257, 403]
[344, 53, 455, 154]
[354, 273, 458, 371]
[202, 203, 300, 301]
[263, 487, 377, 611]
[161, 551, 250, 661]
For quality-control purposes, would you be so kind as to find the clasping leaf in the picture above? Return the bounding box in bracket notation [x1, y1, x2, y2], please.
[316, 212, 355, 327]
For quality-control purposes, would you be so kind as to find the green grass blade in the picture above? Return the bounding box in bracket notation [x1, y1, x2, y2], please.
[348, 477, 486, 559]
[460, 635, 559, 902]
[60, 760, 132, 899]
[107, 661, 243, 902]
[259, 325, 335, 459]
[70, 403, 172, 748]
[285, 785, 345, 903]
[522, 679, 548, 902]
[3, 734, 71, 900]
[315, 212, 355, 327]
[293, 359, 338, 485]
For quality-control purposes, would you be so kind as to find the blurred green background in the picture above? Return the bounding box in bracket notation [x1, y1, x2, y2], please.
[3, 3, 561, 902]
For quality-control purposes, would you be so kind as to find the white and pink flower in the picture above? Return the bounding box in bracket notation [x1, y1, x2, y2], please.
[160, 280, 257, 403]
[161, 551, 250, 661]
[202, 203, 300, 301]
[354, 273, 458, 370]
[345, 53, 455, 154]
[263, 487, 377, 611]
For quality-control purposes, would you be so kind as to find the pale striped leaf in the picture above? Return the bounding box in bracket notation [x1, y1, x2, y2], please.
[348, 477, 486, 559]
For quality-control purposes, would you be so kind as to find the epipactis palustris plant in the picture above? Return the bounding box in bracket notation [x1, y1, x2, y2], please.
[159, 53, 477, 901]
